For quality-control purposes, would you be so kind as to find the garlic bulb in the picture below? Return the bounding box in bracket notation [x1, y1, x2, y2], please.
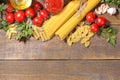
[107, 7, 117, 15]
[95, 3, 109, 14]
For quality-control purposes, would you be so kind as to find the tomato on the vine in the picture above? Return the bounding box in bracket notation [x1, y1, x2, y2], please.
[86, 12, 95, 23]
[5, 3, 14, 13]
[32, 16, 43, 26]
[25, 8, 35, 18]
[90, 23, 99, 33]
[96, 16, 107, 26]
[39, 9, 49, 19]
[15, 11, 25, 22]
[33, 1, 42, 10]
[5, 13, 15, 23]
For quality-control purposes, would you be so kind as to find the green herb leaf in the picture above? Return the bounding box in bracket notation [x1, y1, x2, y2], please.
[15, 22, 33, 41]
[16, 34, 22, 40]
[101, 31, 106, 38]
[100, 26, 117, 46]
[0, 3, 7, 12]
[0, 19, 8, 31]
[109, 36, 116, 46]
[16, 26, 24, 31]
[107, 37, 110, 43]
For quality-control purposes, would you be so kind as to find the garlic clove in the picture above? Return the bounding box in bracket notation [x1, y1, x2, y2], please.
[107, 7, 117, 16]
[102, 9, 107, 14]
[95, 9, 101, 14]
[101, 4, 109, 14]
[95, 3, 109, 15]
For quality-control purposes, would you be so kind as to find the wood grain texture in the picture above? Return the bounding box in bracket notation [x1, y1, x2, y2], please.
[0, 1, 119, 80]
[0, 60, 120, 80]
[0, 14, 120, 59]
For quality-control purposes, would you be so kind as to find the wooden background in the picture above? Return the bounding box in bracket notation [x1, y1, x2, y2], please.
[0, 0, 120, 80]
[0, 60, 120, 80]
[0, 14, 120, 59]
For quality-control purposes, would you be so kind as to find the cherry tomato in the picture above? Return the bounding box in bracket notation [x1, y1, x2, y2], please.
[15, 11, 25, 22]
[90, 23, 99, 33]
[86, 12, 95, 23]
[6, 3, 14, 13]
[5, 13, 15, 23]
[33, 1, 42, 10]
[44, 0, 64, 13]
[25, 8, 35, 18]
[39, 10, 49, 19]
[96, 16, 107, 26]
[32, 16, 43, 26]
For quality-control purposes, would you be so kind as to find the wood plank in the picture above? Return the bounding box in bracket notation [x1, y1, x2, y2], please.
[0, 14, 120, 59]
[0, 0, 120, 59]
[0, 60, 120, 80]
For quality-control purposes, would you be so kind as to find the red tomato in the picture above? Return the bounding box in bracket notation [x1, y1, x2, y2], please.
[6, 3, 14, 13]
[39, 10, 49, 19]
[90, 23, 99, 33]
[86, 12, 95, 23]
[25, 8, 35, 18]
[96, 16, 107, 26]
[44, 0, 64, 13]
[32, 16, 43, 26]
[15, 11, 25, 22]
[5, 13, 15, 23]
[33, 1, 42, 10]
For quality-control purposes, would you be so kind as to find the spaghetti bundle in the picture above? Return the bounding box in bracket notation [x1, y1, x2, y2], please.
[55, 0, 100, 40]
[41, 0, 82, 41]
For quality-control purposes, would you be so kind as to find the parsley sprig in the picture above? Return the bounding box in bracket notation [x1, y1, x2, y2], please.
[100, 26, 117, 46]
[16, 22, 33, 41]
[0, 3, 7, 12]
[0, 18, 9, 31]
[0, 3, 8, 31]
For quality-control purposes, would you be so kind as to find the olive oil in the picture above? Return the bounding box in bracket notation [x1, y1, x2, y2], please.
[9, 0, 32, 10]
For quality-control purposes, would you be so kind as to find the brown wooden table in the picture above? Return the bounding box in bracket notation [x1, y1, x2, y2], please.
[0, 0, 120, 79]
[0, 14, 120, 60]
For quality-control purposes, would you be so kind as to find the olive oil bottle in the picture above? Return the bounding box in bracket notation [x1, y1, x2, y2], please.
[9, 0, 32, 10]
